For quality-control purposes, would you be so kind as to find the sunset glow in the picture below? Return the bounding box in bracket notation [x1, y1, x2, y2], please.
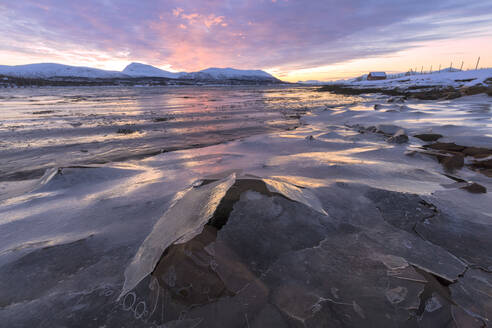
[1, 1, 491, 81]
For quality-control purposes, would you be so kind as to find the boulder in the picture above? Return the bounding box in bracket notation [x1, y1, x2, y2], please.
[462, 147, 492, 158]
[460, 85, 488, 96]
[414, 134, 443, 142]
[440, 153, 464, 172]
[376, 124, 404, 136]
[460, 183, 487, 194]
[387, 129, 409, 144]
[425, 143, 466, 152]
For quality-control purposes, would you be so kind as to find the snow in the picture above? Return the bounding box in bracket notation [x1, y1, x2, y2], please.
[334, 68, 492, 89]
[122, 62, 183, 79]
[0, 63, 128, 79]
[197, 67, 274, 79]
[0, 62, 278, 81]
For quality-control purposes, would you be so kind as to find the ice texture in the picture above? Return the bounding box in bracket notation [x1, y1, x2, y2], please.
[1, 86, 490, 327]
[119, 174, 236, 299]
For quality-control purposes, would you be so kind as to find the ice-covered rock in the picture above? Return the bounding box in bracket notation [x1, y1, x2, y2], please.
[119, 174, 237, 299]
[387, 129, 409, 144]
[376, 124, 405, 136]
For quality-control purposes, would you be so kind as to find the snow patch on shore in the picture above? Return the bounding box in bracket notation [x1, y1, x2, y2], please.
[333, 68, 492, 89]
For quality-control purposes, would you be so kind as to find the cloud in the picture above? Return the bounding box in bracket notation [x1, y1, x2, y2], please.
[1, 0, 491, 74]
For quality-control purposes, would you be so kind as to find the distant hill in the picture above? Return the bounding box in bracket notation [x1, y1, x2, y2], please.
[185, 67, 277, 81]
[0, 62, 281, 84]
[127, 64, 279, 82]
[122, 62, 183, 79]
[0, 63, 127, 79]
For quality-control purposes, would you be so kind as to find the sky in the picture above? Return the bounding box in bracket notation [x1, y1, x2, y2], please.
[1, 0, 492, 81]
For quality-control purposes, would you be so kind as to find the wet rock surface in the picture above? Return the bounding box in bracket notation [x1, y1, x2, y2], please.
[414, 134, 443, 142]
[319, 83, 491, 100]
[387, 129, 409, 144]
[460, 182, 487, 194]
[420, 142, 492, 177]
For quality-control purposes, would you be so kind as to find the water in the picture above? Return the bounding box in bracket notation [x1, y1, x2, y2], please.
[0, 85, 356, 180]
[0, 86, 490, 327]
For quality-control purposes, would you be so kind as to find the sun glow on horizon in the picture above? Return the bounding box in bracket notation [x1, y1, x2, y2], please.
[276, 36, 492, 82]
[1, 33, 491, 82]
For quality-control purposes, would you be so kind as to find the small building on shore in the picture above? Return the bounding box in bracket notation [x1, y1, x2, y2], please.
[367, 72, 387, 80]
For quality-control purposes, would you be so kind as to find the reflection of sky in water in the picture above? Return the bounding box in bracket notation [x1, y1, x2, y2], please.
[0, 86, 361, 175]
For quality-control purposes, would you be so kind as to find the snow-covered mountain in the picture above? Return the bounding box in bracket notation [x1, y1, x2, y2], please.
[0, 63, 127, 79]
[0, 62, 281, 83]
[122, 63, 276, 80]
[122, 62, 183, 79]
[200, 67, 274, 79]
[182, 67, 277, 81]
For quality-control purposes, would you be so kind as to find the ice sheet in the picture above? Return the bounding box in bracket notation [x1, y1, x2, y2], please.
[119, 173, 236, 299]
[0, 86, 490, 327]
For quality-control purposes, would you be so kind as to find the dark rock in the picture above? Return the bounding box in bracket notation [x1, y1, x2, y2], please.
[32, 110, 55, 115]
[116, 128, 136, 134]
[414, 134, 443, 142]
[462, 147, 492, 158]
[318, 84, 404, 97]
[443, 91, 462, 100]
[376, 124, 403, 136]
[440, 153, 464, 172]
[425, 142, 466, 152]
[153, 116, 174, 122]
[460, 85, 488, 96]
[387, 129, 409, 144]
[386, 97, 405, 103]
[470, 158, 492, 170]
[373, 104, 381, 110]
[460, 183, 487, 194]
[481, 169, 492, 178]
[412, 87, 462, 100]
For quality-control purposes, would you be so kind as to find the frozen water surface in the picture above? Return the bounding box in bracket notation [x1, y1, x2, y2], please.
[0, 85, 491, 327]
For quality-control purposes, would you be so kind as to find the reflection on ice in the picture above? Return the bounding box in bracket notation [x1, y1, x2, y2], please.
[120, 174, 329, 300]
[120, 174, 237, 299]
[0, 85, 357, 180]
[0, 87, 491, 327]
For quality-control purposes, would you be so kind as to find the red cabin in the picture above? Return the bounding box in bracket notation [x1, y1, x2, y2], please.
[367, 72, 387, 80]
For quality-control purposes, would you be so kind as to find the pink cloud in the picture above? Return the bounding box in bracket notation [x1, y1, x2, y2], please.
[1, 0, 491, 75]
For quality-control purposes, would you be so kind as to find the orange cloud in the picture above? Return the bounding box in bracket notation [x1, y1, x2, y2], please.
[173, 8, 227, 29]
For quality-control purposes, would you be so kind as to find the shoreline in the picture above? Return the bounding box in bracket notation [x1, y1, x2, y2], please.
[0, 85, 491, 327]
[318, 81, 492, 100]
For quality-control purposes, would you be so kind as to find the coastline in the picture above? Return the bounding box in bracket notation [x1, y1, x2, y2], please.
[0, 84, 491, 326]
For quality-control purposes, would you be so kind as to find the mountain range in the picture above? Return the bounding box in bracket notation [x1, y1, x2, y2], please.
[0, 62, 279, 83]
